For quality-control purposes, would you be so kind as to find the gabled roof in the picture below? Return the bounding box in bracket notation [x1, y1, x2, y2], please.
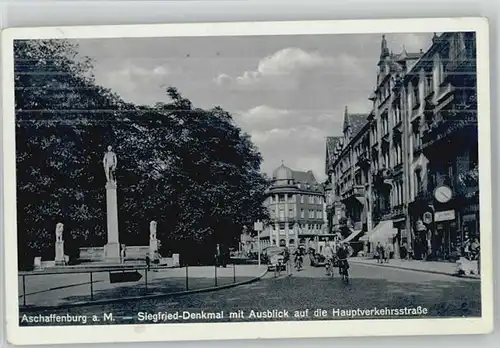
[342, 106, 369, 139]
[325, 136, 342, 174]
[348, 113, 369, 138]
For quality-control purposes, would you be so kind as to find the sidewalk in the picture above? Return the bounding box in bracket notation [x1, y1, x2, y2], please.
[19, 265, 267, 309]
[350, 257, 480, 280]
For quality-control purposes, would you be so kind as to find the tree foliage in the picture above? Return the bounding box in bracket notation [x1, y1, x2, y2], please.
[15, 39, 270, 268]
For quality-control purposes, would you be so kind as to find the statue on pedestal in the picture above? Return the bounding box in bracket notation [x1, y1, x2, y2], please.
[55, 222, 64, 242]
[150, 220, 157, 240]
[103, 146, 118, 184]
[55, 222, 65, 265]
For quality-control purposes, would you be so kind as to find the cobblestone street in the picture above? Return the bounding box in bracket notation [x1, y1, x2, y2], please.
[19, 260, 480, 326]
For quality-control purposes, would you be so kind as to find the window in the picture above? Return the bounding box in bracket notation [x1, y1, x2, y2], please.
[433, 54, 444, 87]
[413, 84, 419, 107]
[301, 209, 305, 218]
[399, 182, 404, 204]
[300, 195, 304, 203]
[279, 195, 285, 202]
[288, 209, 294, 218]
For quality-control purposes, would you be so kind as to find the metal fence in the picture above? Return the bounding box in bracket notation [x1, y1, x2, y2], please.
[18, 262, 242, 308]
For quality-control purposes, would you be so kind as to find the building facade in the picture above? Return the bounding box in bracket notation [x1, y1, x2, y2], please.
[325, 107, 370, 251]
[402, 32, 478, 261]
[261, 163, 330, 253]
[326, 33, 478, 261]
[360, 36, 423, 257]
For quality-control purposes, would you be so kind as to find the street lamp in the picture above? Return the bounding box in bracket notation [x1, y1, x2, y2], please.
[254, 220, 263, 266]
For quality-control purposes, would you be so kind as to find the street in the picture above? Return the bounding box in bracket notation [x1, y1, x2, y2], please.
[19, 260, 481, 325]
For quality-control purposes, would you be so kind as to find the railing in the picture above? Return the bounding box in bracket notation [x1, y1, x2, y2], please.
[422, 114, 477, 147]
[18, 260, 252, 309]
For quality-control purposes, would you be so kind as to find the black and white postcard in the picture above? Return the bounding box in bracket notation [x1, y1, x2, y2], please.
[1, 18, 493, 345]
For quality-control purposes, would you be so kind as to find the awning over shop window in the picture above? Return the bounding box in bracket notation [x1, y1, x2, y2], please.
[342, 228, 364, 243]
[359, 220, 397, 243]
[355, 197, 366, 205]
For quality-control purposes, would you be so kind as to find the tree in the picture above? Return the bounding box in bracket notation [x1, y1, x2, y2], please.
[15, 39, 127, 268]
[15, 40, 270, 268]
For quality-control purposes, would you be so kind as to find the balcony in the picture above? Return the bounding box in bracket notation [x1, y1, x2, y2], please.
[421, 112, 477, 149]
[372, 168, 393, 187]
[348, 185, 365, 197]
[392, 163, 404, 177]
[380, 208, 393, 221]
[340, 185, 365, 202]
[356, 152, 371, 168]
[392, 204, 405, 218]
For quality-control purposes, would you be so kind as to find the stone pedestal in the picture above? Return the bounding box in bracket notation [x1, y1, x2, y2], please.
[55, 241, 65, 265]
[149, 239, 158, 259]
[105, 182, 120, 262]
[172, 253, 180, 267]
[33, 257, 42, 270]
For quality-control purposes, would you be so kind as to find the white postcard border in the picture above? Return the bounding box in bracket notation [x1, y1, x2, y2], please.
[1, 18, 493, 345]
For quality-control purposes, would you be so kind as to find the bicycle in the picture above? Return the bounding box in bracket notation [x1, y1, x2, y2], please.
[325, 257, 335, 277]
[295, 256, 303, 271]
[338, 258, 349, 284]
[274, 259, 283, 278]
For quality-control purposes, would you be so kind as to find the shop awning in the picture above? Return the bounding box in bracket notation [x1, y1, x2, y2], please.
[342, 228, 364, 243]
[356, 197, 366, 205]
[359, 220, 397, 243]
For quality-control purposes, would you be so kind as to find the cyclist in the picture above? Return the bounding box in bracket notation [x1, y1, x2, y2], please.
[293, 246, 305, 270]
[281, 246, 292, 276]
[323, 242, 335, 276]
[336, 242, 350, 276]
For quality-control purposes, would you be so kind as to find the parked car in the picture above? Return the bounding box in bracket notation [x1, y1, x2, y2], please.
[309, 250, 326, 267]
[262, 246, 286, 271]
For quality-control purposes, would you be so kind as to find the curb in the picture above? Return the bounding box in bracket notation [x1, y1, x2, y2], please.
[350, 260, 480, 280]
[19, 268, 268, 312]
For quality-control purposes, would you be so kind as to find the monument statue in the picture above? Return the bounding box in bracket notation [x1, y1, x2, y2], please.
[103, 146, 118, 184]
[55, 222, 64, 242]
[150, 220, 157, 240]
[55, 222, 65, 265]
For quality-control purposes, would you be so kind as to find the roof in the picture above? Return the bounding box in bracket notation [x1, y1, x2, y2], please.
[272, 163, 293, 180]
[291, 170, 317, 185]
[349, 113, 369, 138]
[325, 136, 342, 173]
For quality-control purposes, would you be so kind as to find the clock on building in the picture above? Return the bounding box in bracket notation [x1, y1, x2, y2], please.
[434, 185, 453, 203]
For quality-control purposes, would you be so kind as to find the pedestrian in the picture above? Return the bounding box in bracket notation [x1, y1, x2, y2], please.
[145, 254, 151, 271]
[407, 243, 413, 260]
[375, 242, 382, 263]
[385, 241, 393, 263]
[282, 246, 292, 276]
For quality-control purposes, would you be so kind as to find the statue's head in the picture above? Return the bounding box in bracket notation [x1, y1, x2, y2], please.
[107, 145, 113, 151]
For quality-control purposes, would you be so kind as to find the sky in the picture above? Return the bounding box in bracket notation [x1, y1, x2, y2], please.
[73, 32, 433, 182]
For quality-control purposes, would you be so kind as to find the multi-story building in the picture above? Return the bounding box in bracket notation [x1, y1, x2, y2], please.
[260, 163, 330, 252]
[402, 32, 478, 261]
[359, 36, 423, 257]
[326, 33, 478, 261]
[325, 107, 370, 250]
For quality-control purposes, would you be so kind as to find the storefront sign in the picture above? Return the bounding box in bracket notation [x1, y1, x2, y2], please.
[434, 210, 456, 222]
[423, 212, 433, 224]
